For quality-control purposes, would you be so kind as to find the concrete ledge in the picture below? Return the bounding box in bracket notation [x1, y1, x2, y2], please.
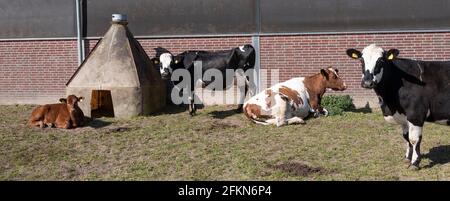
[0, 96, 62, 105]
[0, 90, 379, 109]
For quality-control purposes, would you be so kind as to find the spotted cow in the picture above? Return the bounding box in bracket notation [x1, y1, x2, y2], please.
[243, 67, 347, 127]
[347, 44, 450, 169]
[155, 45, 256, 115]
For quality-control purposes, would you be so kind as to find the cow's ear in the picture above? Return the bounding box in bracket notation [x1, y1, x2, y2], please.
[59, 98, 67, 103]
[320, 69, 329, 80]
[79, 97, 84, 102]
[385, 49, 399, 60]
[346, 49, 362, 59]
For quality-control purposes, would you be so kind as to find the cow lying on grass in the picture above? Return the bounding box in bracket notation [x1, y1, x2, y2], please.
[243, 67, 347, 127]
[28, 95, 85, 129]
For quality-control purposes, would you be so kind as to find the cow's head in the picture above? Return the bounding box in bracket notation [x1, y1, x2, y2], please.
[235, 44, 256, 69]
[346, 44, 399, 89]
[60, 95, 84, 107]
[320, 67, 347, 91]
[157, 53, 174, 79]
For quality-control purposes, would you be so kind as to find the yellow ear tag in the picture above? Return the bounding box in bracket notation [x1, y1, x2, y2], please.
[154, 60, 159, 64]
[175, 60, 179, 64]
[387, 54, 394, 60]
[352, 53, 359, 59]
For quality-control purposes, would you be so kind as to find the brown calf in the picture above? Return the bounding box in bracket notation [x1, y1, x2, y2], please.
[28, 95, 85, 129]
[303, 67, 347, 115]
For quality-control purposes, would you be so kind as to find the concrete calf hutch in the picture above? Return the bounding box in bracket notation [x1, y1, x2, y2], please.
[66, 14, 166, 118]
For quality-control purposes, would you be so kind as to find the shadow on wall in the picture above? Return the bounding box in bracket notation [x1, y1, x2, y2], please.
[423, 145, 450, 169]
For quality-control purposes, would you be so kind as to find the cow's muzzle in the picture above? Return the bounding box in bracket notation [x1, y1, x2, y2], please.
[361, 70, 375, 89]
[161, 72, 170, 79]
[361, 80, 375, 89]
[161, 68, 171, 79]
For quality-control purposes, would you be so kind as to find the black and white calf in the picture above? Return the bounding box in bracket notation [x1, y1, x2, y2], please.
[347, 44, 450, 169]
[157, 45, 256, 115]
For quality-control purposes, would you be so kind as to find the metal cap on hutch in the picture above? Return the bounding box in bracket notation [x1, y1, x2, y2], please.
[112, 14, 127, 24]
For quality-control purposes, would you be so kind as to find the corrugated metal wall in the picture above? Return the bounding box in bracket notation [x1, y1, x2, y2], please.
[0, 0, 76, 39]
[1, 0, 450, 39]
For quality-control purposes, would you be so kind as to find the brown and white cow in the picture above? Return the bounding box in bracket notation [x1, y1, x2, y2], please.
[243, 67, 347, 126]
[28, 95, 85, 129]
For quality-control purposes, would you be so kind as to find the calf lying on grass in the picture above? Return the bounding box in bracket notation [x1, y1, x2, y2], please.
[243, 67, 347, 127]
[28, 95, 85, 129]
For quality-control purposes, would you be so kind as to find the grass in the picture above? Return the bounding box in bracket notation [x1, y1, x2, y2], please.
[0, 104, 449, 180]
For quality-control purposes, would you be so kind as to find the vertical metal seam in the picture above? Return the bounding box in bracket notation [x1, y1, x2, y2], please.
[254, 0, 261, 92]
[75, 0, 83, 65]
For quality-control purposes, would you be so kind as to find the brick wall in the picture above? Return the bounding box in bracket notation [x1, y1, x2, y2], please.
[0, 40, 78, 104]
[1, 32, 450, 106]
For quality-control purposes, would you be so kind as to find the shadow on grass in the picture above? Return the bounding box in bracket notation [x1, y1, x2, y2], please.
[155, 105, 188, 115]
[422, 145, 450, 168]
[85, 117, 112, 129]
[208, 108, 240, 119]
[152, 103, 205, 115]
[346, 102, 372, 114]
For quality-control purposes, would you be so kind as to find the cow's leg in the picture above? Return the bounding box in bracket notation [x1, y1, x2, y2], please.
[236, 77, 249, 113]
[235, 70, 250, 113]
[320, 107, 329, 117]
[407, 121, 423, 170]
[275, 95, 288, 127]
[57, 120, 71, 129]
[401, 124, 413, 163]
[33, 120, 45, 128]
[188, 91, 196, 116]
[287, 116, 305, 125]
[29, 119, 44, 128]
[55, 115, 71, 129]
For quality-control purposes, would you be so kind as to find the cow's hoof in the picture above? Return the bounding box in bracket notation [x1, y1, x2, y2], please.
[403, 158, 411, 164]
[409, 165, 420, 171]
[407, 163, 420, 171]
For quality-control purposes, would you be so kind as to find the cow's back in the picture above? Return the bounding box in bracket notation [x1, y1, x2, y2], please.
[28, 103, 66, 127]
[273, 78, 311, 117]
[422, 62, 450, 121]
[390, 59, 450, 123]
[244, 77, 311, 119]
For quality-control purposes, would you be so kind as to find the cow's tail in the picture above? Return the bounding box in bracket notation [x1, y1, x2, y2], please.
[251, 118, 271, 125]
[243, 104, 273, 125]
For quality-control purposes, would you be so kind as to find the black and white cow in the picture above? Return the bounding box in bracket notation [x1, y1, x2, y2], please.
[156, 45, 256, 115]
[347, 44, 450, 169]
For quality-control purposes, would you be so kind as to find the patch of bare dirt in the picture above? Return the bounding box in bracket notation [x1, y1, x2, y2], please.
[105, 126, 134, 134]
[214, 119, 242, 129]
[269, 161, 329, 177]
